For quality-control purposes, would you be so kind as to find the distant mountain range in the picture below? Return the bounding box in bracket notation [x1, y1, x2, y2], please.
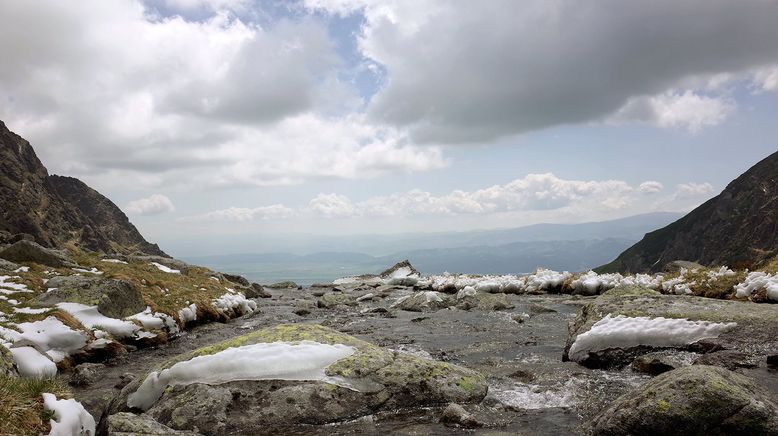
[185, 212, 683, 284]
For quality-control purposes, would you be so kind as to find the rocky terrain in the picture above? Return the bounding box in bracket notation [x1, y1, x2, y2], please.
[1, 123, 778, 435]
[599, 150, 778, 273]
[0, 120, 165, 256]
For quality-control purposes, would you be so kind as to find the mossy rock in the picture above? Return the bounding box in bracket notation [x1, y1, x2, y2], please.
[316, 292, 357, 309]
[107, 324, 487, 434]
[587, 365, 778, 435]
[37, 277, 145, 318]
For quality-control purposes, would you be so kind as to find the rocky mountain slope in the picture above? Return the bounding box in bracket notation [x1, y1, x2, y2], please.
[0, 120, 165, 256]
[598, 150, 778, 273]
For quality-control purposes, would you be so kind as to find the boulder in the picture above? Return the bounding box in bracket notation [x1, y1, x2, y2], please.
[0, 240, 76, 268]
[392, 291, 450, 312]
[563, 286, 778, 369]
[439, 403, 482, 428]
[222, 273, 250, 287]
[455, 290, 514, 311]
[693, 350, 756, 370]
[266, 281, 299, 289]
[587, 365, 778, 435]
[317, 292, 357, 309]
[0, 258, 19, 271]
[38, 277, 145, 318]
[245, 283, 271, 298]
[107, 412, 201, 435]
[631, 352, 691, 376]
[106, 324, 487, 434]
[70, 362, 106, 387]
[380, 260, 421, 286]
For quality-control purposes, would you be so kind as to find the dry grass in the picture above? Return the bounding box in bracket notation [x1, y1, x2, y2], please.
[0, 375, 70, 436]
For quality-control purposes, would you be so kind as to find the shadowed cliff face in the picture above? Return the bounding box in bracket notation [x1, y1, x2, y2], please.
[0, 120, 166, 256]
[599, 150, 778, 273]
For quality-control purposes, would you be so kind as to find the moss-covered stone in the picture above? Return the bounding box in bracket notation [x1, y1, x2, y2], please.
[587, 365, 778, 435]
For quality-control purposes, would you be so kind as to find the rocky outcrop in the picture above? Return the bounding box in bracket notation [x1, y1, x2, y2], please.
[0, 120, 165, 256]
[587, 366, 778, 435]
[106, 324, 487, 434]
[598, 151, 778, 273]
[0, 240, 77, 268]
[38, 276, 145, 319]
[107, 412, 201, 436]
[563, 286, 778, 369]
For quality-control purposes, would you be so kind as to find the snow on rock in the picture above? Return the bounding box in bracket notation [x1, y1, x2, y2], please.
[13, 306, 51, 314]
[14, 317, 87, 362]
[456, 286, 477, 300]
[178, 303, 197, 323]
[14, 266, 30, 273]
[150, 262, 180, 274]
[127, 340, 355, 411]
[568, 315, 736, 362]
[735, 272, 778, 301]
[42, 393, 96, 436]
[213, 292, 257, 316]
[9, 346, 57, 378]
[127, 307, 180, 335]
[72, 267, 103, 275]
[384, 266, 420, 286]
[101, 258, 128, 264]
[524, 269, 571, 293]
[56, 303, 139, 339]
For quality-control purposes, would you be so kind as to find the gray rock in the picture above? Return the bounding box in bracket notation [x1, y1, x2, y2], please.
[393, 291, 451, 312]
[563, 286, 778, 369]
[587, 365, 778, 435]
[39, 277, 145, 318]
[266, 281, 299, 289]
[356, 293, 375, 302]
[70, 362, 105, 386]
[245, 283, 271, 299]
[107, 412, 202, 435]
[631, 352, 691, 376]
[0, 240, 76, 268]
[439, 403, 482, 428]
[222, 273, 249, 287]
[130, 256, 191, 274]
[0, 258, 19, 271]
[317, 292, 357, 309]
[693, 350, 756, 370]
[115, 373, 137, 390]
[456, 292, 514, 311]
[108, 324, 487, 434]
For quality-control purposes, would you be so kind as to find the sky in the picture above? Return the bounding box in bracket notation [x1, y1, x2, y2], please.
[1, 0, 778, 256]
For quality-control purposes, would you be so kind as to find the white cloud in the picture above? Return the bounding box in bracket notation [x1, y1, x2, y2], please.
[308, 0, 778, 142]
[674, 182, 715, 199]
[308, 193, 357, 218]
[126, 194, 175, 215]
[638, 181, 664, 194]
[612, 91, 734, 132]
[181, 205, 294, 222]
[754, 65, 778, 92]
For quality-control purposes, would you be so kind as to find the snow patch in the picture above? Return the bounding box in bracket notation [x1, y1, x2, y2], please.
[56, 303, 139, 339]
[42, 393, 96, 436]
[150, 262, 180, 274]
[101, 258, 128, 264]
[213, 292, 257, 316]
[10, 346, 57, 378]
[568, 315, 736, 362]
[14, 317, 87, 361]
[127, 341, 355, 411]
[178, 303, 197, 323]
[735, 272, 778, 301]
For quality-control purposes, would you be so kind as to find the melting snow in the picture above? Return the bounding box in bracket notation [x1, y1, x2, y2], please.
[56, 303, 139, 339]
[127, 340, 355, 411]
[150, 262, 180, 274]
[42, 393, 96, 436]
[568, 315, 736, 362]
[735, 272, 778, 301]
[10, 346, 57, 378]
[213, 292, 257, 316]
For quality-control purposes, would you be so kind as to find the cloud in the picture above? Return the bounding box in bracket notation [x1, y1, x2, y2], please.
[638, 181, 664, 194]
[308, 0, 778, 142]
[611, 91, 734, 132]
[308, 193, 357, 218]
[0, 1, 444, 189]
[125, 194, 175, 215]
[180, 204, 294, 222]
[674, 182, 716, 199]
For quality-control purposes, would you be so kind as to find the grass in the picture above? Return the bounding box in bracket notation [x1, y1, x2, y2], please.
[0, 375, 70, 436]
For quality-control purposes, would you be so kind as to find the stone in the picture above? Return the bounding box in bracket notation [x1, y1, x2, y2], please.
[38, 277, 145, 318]
[0, 240, 76, 268]
[222, 273, 250, 287]
[293, 308, 311, 316]
[356, 293, 375, 302]
[107, 324, 487, 434]
[317, 292, 357, 309]
[107, 412, 202, 435]
[587, 365, 778, 435]
[245, 283, 271, 298]
[693, 350, 756, 370]
[631, 352, 690, 376]
[0, 258, 19, 271]
[70, 362, 106, 386]
[266, 281, 299, 289]
[768, 354, 778, 367]
[563, 286, 778, 369]
[115, 373, 137, 390]
[457, 292, 514, 311]
[393, 291, 451, 312]
[439, 403, 482, 428]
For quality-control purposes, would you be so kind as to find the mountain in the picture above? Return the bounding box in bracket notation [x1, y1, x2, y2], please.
[0, 120, 166, 256]
[598, 150, 778, 273]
